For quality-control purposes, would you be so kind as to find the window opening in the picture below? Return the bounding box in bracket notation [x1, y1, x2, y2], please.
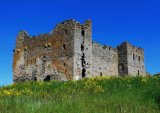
[35, 58, 36, 63]
[100, 72, 102, 76]
[82, 68, 86, 78]
[119, 63, 124, 72]
[81, 30, 85, 36]
[81, 45, 84, 51]
[44, 75, 50, 81]
[34, 77, 37, 81]
[138, 70, 139, 75]
[63, 45, 66, 50]
[81, 53, 86, 78]
[138, 56, 140, 62]
[64, 63, 65, 66]
[133, 54, 135, 60]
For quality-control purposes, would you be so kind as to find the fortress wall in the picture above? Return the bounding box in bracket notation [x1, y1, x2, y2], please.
[127, 43, 146, 76]
[13, 19, 146, 83]
[92, 42, 118, 77]
[13, 20, 75, 83]
[73, 19, 92, 80]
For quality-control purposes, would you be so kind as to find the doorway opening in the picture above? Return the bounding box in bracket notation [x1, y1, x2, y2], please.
[44, 75, 50, 81]
[82, 68, 86, 78]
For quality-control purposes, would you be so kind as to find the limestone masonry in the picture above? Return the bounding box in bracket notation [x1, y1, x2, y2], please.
[12, 19, 146, 83]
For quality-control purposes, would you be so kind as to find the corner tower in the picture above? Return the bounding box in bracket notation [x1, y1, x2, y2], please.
[117, 41, 145, 76]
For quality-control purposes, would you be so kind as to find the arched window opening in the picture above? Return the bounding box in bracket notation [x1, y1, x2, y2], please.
[63, 45, 66, 50]
[81, 45, 84, 51]
[100, 72, 102, 76]
[133, 54, 135, 60]
[119, 63, 124, 72]
[34, 77, 37, 81]
[138, 56, 140, 62]
[44, 75, 50, 81]
[138, 70, 139, 75]
[35, 58, 36, 63]
[81, 30, 85, 36]
[82, 68, 86, 78]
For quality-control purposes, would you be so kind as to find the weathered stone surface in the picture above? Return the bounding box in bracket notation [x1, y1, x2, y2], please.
[92, 42, 118, 77]
[12, 19, 146, 83]
[117, 41, 146, 76]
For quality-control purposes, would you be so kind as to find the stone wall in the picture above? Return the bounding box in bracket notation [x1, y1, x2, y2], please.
[13, 19, 76, 83]
[117, 41, 146, 76]
[127, 42, 146, 76]
[92, 42, 118, 77]
[73, 19, 92, 80]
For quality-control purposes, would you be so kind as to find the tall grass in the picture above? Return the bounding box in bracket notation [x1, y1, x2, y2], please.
[0, 75, 160, 113]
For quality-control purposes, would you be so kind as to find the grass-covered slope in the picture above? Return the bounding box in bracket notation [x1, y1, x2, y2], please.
[0, 75, 160, 113]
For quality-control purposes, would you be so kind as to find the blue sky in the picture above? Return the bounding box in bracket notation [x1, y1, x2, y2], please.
[0, 0, 160, 87]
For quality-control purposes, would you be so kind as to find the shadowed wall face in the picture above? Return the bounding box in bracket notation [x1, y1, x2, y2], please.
[117, 42, 128, 77]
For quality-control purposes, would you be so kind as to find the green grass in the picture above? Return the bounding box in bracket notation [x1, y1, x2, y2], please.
[0, 75, 160, 113]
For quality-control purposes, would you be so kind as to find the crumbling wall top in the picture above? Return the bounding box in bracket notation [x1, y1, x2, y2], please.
[92, 41, 117, 52]
[117, 41, 144, 53]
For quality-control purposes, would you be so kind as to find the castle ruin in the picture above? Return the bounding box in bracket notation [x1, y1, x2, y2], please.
[12, 19, 146, 83]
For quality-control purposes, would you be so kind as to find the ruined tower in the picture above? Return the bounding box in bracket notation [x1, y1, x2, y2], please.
[117, 41, 146, 76]
[12, 19, 92, 83]
[73, 19, 92, 80]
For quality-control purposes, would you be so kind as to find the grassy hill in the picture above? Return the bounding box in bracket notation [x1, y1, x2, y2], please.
[0, 75, 160, 113]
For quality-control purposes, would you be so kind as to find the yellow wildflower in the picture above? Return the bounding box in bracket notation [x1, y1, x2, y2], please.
[142, 78, 147, 83]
